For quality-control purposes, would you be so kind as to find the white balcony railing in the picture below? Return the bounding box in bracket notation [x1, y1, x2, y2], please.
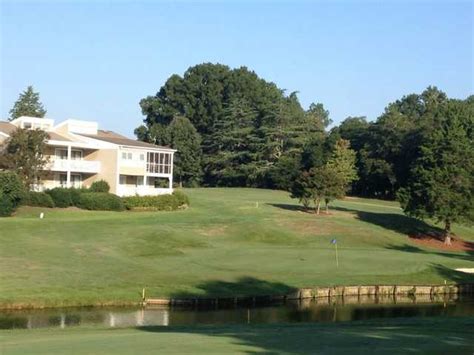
[48, 159, 101, 173]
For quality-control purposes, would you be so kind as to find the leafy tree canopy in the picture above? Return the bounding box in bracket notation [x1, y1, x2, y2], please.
[0, 128, 49, 188]
[138, 63, 328, 187]
[398, 99, 474, 244]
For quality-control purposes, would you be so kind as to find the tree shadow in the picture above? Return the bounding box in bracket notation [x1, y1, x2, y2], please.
[267, 203, 313, 213]
[429, 264, 474, 284]
[385, 243, 473, 262]
[331, 206, 444, 237]
[170, 277, 296, 302]
[136, 317, 474, 354]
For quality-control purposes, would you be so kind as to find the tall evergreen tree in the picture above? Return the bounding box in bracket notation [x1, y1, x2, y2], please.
[398, 100, 474, 245]
[9, 86, 47, 120]
[167, 116, 203, 186]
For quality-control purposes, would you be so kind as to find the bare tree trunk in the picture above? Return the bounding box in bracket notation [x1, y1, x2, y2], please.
[325, 198, 329, 214]
[444, 220, 452, 245]
[316, 199, 321, 215]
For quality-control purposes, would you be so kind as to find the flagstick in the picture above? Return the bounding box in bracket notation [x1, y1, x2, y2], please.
[335, 243, 339, 268]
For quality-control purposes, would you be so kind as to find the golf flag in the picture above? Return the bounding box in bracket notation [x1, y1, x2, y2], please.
[331, 238, 339, 267]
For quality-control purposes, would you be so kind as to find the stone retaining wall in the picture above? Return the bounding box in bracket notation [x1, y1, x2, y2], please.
[144, 283, 474, 306]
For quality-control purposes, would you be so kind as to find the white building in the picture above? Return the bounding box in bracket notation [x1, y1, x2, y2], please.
[0, 116, 176, 196]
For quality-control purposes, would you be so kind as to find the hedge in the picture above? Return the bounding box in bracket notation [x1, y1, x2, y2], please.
[46, 188, 73, 208]
[77, 192, 125, 211]
[22, 191, 55, 208]
[0, 171, 26, 217]
[122, 191, 189, 211]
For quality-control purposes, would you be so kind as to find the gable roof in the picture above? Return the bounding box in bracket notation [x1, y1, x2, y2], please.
[0, 121, 72, 141]
[78, 130, 173, 150]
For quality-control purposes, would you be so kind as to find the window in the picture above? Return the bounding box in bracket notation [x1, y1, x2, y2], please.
[136, 176, 144, 186]
[119, 175, 126, 184]
[23, 122, 32, 129]
[139, 154, 145, 161]
[71, 174, 82, 188]
[122, 152, 127, 160]
[57, 174, 81, 188]
[59, 173, 67, 187]
[127, 152, 133, 160]
[71, 150, 82, 160]
[56, 149, 68, 160]
[146, 152, 172, 174]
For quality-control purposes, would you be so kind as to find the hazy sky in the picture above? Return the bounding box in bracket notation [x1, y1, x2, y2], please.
[1, 0, 472, 136]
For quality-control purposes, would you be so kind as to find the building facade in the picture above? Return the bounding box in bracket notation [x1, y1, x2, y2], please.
[0, 116, 176, 196]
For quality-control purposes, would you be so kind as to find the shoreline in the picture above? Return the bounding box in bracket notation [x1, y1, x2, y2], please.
[2, 283, 473, 311]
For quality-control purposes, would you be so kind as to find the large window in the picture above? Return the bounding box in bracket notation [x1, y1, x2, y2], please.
[55, 149, 83, 160]
[147, 152, 172, 174]
[58, 173, 82, 188]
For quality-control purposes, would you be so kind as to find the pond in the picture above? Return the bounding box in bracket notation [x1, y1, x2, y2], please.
[1, 295, 473, 330]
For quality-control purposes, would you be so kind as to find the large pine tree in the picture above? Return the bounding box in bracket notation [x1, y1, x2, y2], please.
[9, 86, 47, 120]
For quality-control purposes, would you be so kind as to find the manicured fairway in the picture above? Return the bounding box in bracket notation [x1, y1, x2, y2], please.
[0, 188, 473, 308]
[1, 317, 473, 354]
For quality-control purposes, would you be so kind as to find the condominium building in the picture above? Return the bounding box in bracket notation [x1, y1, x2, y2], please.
[0, 116, 176, 196]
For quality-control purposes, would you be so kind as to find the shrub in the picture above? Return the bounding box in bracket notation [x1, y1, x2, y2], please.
[0, 171, 26, 216]
[122, 191, 189, 211]
[0, 198, 14, 217]
[89, 180, 110, 193]
[22, 191, 55, 208]
[172, 191, 190, 207]
[46, 188, 72, 208]
[69, 187, 87, 206]
[77, 192, 124, 211]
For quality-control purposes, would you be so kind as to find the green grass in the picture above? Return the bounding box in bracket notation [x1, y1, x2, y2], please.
[1, 188, 473, 308]
[1, 317, 473, 354]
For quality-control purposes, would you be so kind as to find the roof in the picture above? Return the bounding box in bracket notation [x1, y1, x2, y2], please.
[48, 132, 72, 141]
[78, 130, 173, 150]
[0, 121, 72, 141]
[0, 121, 17, 135]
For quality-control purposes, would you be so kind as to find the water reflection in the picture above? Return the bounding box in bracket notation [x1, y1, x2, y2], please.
[1, 295, 473, 330]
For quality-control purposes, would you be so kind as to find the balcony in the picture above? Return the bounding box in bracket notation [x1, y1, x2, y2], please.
[48, 158, 101, 174]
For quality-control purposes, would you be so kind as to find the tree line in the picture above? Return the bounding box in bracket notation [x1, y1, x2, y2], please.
[137, 63, 473, 243]
[3, 66, 473, 243]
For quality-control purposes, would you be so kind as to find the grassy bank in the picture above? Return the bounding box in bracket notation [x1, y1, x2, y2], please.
[1, 188, 473, 308]
[2, 317, 473, 354]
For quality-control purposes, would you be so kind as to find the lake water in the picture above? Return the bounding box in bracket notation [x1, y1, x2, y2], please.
[1, 295, 473, 330]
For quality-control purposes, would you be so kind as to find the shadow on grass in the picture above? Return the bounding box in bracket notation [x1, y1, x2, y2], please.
[136, 317, 474, 354]
[386, 243, 474, 262]
[269, 202, 444, 238]
[267, 203, 313, 213]
[170, 276, 296, 300]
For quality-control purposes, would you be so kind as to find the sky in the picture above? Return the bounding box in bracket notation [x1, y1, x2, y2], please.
[1, 0, 472, 137]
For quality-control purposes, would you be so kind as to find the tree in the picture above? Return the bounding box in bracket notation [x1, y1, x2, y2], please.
[0, 128, 50, 188]
[137, 63, 317, 188]
[290, 170, 314, 210]
[291, 138, 357, 214]
[326, 139, 358, 191]
[398, 100, 474, 245]
[167, 116, 203, 186]
[9, 86, 47, 120]
[310, 165, 345, 214]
